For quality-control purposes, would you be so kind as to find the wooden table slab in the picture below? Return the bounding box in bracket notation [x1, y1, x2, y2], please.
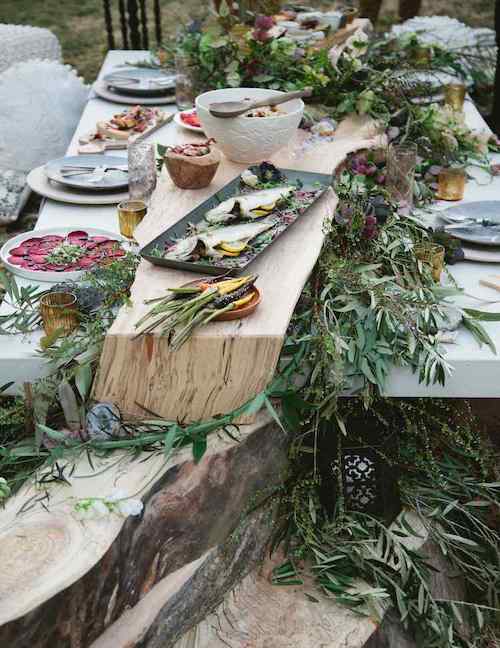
[94, 116, 386, 422]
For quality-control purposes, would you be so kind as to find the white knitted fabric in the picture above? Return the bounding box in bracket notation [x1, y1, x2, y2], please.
[0, 24, 61, 74]
[0, 60, 89, 172]
[391, 16, 490, 50]
[391, 16, 496, 83]
[0, 60, 88, 223]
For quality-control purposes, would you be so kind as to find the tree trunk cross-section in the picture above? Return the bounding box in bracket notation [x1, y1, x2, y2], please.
[94, 113, 386, 423]
[0, 414, 288, 648]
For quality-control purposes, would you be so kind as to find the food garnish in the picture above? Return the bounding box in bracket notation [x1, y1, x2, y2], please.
[244, 105, 285, 118]
[134, 274, 259, 349]
[97, 106, 165, 139]
[167, 140, 214, 157]
[180, 111, 202, 128]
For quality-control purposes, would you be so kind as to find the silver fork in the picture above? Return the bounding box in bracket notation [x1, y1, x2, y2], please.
[61, 164, 128, 176]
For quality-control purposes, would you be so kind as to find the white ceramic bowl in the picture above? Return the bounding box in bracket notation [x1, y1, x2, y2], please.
[195, 88, 304, 164]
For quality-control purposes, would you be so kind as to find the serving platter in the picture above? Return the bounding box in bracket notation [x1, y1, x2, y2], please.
[103, 67, 176, 97]
[0, 227, 129, 283]
[93, 80, 176, 106]
[27, 166, 129, 205]
[140, 166, 332, 276]
[45, 155, 129, 191]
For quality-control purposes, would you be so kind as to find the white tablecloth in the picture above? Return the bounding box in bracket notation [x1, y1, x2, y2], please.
[2, 51, 500, 399]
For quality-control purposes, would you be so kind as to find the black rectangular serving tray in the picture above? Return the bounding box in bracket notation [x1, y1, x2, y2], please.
[140, 166, 332, 276]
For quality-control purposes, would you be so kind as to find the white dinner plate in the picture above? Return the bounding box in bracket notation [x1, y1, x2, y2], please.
[441, 201, 500, 247]
[174, 109, 205, 134]
[45, 155, 129, 192]
[0, 227, 129, 283]
[103, 67, 176, 97]
[28, 166, 129, 205]
[93, 80, 176, 106]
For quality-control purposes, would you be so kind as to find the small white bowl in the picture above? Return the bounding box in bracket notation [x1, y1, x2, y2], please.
[195, 88, 304, 164]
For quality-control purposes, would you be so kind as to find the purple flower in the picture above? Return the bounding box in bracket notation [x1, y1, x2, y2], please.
[362, 213, 378, 240]
[365, 163, 377, 176]
[252, 29, 272, 42]
[255, 15, 275, 30]
[376, 173, 385, 184]
[335, 203, 353, 226]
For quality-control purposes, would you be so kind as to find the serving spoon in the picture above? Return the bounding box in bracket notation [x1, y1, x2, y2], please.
[208, 87, 312, 118]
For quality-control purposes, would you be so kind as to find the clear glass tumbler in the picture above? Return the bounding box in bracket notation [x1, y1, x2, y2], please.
[128, 141, 157, 203]
[386, 143, 417, 208]
[175, 53, 196, 110]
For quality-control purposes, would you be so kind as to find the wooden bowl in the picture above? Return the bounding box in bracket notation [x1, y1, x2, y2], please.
[214, 287, 261, 321]
[165, 148, 221, 189]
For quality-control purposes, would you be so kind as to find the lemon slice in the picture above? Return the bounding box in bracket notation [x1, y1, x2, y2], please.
[219, 241, 247, 254]
[250, 209, 270, 218]
[260, 202, 276, 210]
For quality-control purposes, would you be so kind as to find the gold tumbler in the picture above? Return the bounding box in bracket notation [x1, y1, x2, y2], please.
[414, 244, 445, 282]
[414, 45, 432, 66]
[118, 199, 147, 239]
[40, 292, 79, 337]
[444, 83, 466, 111]
[438, 167, 466, 201]
[344, 7, 358, 24]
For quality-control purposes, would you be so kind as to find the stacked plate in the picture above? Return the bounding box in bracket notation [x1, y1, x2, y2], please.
[27, 154, 129, 205]
[94, 67, 176, 105]
[441, 201, 500, 263]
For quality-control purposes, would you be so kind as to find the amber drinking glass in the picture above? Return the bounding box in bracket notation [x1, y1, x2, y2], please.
[40, 292, 79, 337]
[413, 45, 432, 67]
[444, 83, 466, 111]
[118, 199, 147, 239]
[438, 167, 466, 201]
[344, 7, 358, 24]
[414, 244, 445, 282]
[386, 143, 417, 207]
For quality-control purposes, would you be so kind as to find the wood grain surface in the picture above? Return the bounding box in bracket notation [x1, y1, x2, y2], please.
[94, 114, 386, 422]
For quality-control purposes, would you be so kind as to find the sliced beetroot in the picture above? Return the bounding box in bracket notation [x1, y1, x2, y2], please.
[77, 258, 94, 268]
[8, 231, 125, 275]
[68, 230, 88, 239]
[9, 246, 27, 256]
[23, 237, 42, 246]
[30, 254, 48, 264]
[98, 241, 120, 250]
[8, 256, 28, 266]
[29, 247, 51, 257]
[41, 235, 64, 242]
